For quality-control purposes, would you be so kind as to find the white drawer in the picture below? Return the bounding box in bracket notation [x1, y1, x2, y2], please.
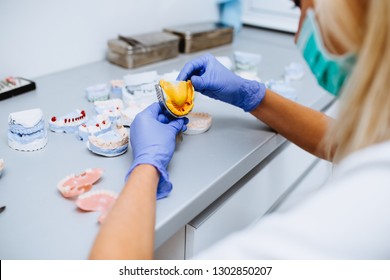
[185, 141, 318, 259]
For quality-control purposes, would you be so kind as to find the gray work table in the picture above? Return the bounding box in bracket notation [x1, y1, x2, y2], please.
[0, 27, 333, 259]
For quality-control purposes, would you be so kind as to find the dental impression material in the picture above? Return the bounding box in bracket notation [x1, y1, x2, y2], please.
[57, 168, 103, 198]
[49, 109, 87, 133]
[0, 159, 4, 177]
[78, 114, 112, 141]
[8, 108, 48, 151]
[183, 112, 212, 135]
[156, 80, 195, 118]
[94, 98, 124, 121]
[87, 123, 129, 157]
[85, 83, 110, 102]
[76, 190, 118, 223]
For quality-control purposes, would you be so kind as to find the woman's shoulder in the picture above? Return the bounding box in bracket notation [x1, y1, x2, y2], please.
[334, 140, 390, 180]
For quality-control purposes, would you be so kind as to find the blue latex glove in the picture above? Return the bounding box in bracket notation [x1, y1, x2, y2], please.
[125, 103, 188, 199]
[177, 53, 266, 112]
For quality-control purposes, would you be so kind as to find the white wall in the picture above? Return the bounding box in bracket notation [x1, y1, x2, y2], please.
[0, 0, 219, 78]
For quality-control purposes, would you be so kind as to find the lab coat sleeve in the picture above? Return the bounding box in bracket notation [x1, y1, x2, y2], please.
[193, 163, 390, 259]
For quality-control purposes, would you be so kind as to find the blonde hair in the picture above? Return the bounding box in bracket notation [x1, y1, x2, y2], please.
[315, 0, 390, 163]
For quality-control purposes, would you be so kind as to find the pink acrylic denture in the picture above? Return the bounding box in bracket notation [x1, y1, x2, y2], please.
[76, 190, 118, 223]
[57, 168, 103, 198]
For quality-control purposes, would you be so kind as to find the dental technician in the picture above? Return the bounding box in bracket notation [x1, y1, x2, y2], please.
[90, 0, 390, 259]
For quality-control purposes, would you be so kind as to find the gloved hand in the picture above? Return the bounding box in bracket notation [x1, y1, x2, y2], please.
[125, 103, 188, 199]
[177, 53, 266, 112]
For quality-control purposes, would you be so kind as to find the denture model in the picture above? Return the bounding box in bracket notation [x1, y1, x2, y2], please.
[49, 109, 87, 134]
[85, 83, 110, 102]
[183, 112, 212, 135]
[94, 98, 123, 121]
[110, 79, 124, 98]
[159, 80, 195, 116]
[57, 168, 103, 198]
[8, 108, 48, 151]
[284, 62, 305, 81]
[0, 159, 4, 177]
[120, 102, 147, 126]
[76, 190, 118, 223]
[122, 71, 159, 105]
[87, 123, 129, 157]
[78, 114, 112, 141]
[266, 80, 298, 101]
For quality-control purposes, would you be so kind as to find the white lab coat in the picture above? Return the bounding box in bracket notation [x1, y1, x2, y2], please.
[194, 141, 390, 259]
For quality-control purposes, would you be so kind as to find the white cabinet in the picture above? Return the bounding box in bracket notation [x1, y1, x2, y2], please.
[154, 227, 186, 260]
[184, 141, 318, 259]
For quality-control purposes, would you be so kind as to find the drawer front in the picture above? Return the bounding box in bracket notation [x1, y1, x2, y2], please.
[185, 141, 317, 259]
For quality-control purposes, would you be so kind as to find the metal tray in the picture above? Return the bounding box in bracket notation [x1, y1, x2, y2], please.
[107, 32, 179, 68]
[163, 22, 234, 53]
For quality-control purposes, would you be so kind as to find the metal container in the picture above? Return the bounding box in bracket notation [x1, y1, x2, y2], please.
[163, 22, 234, 53]
[107, 32, 180, 69]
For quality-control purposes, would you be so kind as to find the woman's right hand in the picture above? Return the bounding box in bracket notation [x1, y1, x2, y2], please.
[177, 53, 266, 112]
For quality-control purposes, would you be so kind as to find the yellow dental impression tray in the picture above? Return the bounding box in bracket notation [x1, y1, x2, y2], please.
[159, 80, 195, 117]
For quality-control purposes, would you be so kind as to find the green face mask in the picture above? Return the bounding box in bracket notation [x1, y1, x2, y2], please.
[297, 9, 356, 96]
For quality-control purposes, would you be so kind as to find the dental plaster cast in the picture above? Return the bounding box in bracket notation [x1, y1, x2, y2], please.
[85, 83, 110, 102]
[8, 108, 48, 151]
[183, 112, 212, 135]
[284, 62, 305, 81]
[49, 109, 87, 134]
[0, 159, 4, 177]
[76, 189, 118, 223]
[110, 79, 124, 98]
[159, 80, 195, 117]
[87, 123, 129, 157]
[78, 114, 112, 141]
[94, 98, 124, 121]
[266, 80, 298, 101]
[120, 102, 147, 126]
[122, 71, 159, 106]
[57, 168, 103, 198]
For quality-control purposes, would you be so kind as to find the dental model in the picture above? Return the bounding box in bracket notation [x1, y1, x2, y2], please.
[85, 83, 110, 102]
[110, 79, 124, 98]
[87, 123, 129, 157]
[266, 80, 298, 101]
[57, 168, 103, 198]
[120, 102, 147, 126]
[184, 112, 212, 135]
[158, 80, 195, 117]
[76, 189, 118, 223]
[49, 109, 87, 133]
[94, 98, 124, 121]
[122, 71, 159, 105]
[0, 159, 4, 177]
[284, 62, 305, 81]
[8, 108, 48, 151]
[78, 114, 112, 141]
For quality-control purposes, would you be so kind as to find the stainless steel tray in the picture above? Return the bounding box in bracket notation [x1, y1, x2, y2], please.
[163, 22, 234, 53]
[107, 32, 179, 68]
